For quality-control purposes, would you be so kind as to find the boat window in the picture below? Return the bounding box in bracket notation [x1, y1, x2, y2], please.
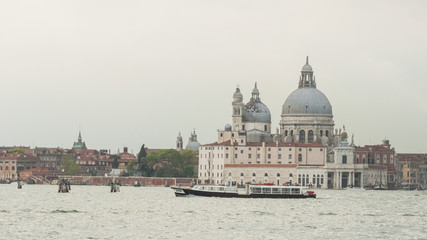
[282, 188, 291, 194]
[272, 188, 281, 194]
[291, 188, 300, 194]
[262, 188, 271, 194]
[252, 187, 261, 194]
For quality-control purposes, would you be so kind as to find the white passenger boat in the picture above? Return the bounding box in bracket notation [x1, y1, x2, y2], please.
[172, 182, 316, 199]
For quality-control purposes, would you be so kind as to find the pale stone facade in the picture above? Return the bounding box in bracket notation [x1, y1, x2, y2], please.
[197, 57, 389, 189]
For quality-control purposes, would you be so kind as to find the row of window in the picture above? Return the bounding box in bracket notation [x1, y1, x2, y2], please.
[202, 146, 323, 152]
[200, 165, 224, 170]
[200, 172, 223, 177]
[284, 130, 329, 143]
[0, 166, 15, 171]
[298, 174, 325, 186]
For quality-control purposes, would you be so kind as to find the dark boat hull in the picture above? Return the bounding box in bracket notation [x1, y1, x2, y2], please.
[172, 187, 315, 199]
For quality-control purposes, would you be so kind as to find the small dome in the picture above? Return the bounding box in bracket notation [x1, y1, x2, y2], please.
[233, 88, 243, 102]
[177, 132, 182, 140]
[302, 63, 313, 72]
[341, 131, 348, 139]
[186, 142, 200, 152]
[243, 102, 271, 123]
[243, 83, 271, 123]
[302, 56, 313, 72]
[224, 124, 232, 131]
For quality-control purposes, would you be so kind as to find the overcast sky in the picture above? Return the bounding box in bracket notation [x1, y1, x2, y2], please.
[1, 0, 426, 154]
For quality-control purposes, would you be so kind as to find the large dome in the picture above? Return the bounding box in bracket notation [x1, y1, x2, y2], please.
[243, 101, 271, 122]
[282, 88, 332, 115]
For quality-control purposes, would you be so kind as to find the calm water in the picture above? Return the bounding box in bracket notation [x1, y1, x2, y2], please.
[0, 184, 426, 240]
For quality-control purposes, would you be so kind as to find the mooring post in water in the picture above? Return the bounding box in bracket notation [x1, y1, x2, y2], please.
[17, 179, 22, 189]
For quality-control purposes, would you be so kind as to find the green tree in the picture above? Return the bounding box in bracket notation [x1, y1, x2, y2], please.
[60, 154, 80, 176]
[137, 144, 147, 162]
[9, 148, 25, 154]
[143, 149, 198, 178]
[111, 154, 120, 169]
[126, 159, 136, 176]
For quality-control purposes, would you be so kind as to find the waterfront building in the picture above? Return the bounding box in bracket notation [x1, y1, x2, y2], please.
[396, 154, 427, 189]
[34, 147, 63, 170]
[198, 58, 356, 189]
[0, 154, 18, 181]
[117, 147, 137, 169]
[353, 141, 396, 189]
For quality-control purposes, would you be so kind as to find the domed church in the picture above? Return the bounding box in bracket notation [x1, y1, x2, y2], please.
[220, 56, 339, 148]
[198, 57, 352, 188]
[280, 56, 336, 147]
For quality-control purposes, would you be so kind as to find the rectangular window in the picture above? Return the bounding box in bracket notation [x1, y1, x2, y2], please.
[278, 154, 282, 159]
[234, 154, 238, 158]
[257, 154, 260, 159]
[309, 148, 312, 151]
[268, 148, 271, 151]
[226, 154, 229, 158]
[241, 150, 243, 154]
[248, 154, 252, 159]
[288, 154, 292, 159]
[268, 154, 271, 159]
[279, 148, 281, 151]
[342, 155, 347, 164]
[383, 156, 387, 164]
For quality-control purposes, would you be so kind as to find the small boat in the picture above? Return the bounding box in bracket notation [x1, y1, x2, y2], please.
[171, 182, 316, 199]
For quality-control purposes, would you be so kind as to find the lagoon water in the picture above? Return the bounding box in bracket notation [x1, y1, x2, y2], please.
[1, 184, 426, 240]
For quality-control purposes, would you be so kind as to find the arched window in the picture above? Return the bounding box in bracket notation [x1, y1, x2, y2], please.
[320, 130, 323, 137]
[264, 172, 268, 177]
[298, 154, 302, 162]
[285, 130, 288, 136]
[290, 130, 294, 136]
[289, 173, 293, 178]
[240, 172, 244, 177]
[299, 130, 305, 143]
[325, 130, 329, 137]
[308, 130, 314, 143]
[229, 172, 232, 177]
[252, 172, 256, 177]
[277, 173, 280, 177]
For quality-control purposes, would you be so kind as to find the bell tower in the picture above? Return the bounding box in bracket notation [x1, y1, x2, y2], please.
[232, 86, 244, 131]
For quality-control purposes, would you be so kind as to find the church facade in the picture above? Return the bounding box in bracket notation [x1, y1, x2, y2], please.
[198, 57, 389, 189]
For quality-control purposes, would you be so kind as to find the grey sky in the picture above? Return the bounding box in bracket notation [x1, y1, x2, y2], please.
[1, 0, 426, 154]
